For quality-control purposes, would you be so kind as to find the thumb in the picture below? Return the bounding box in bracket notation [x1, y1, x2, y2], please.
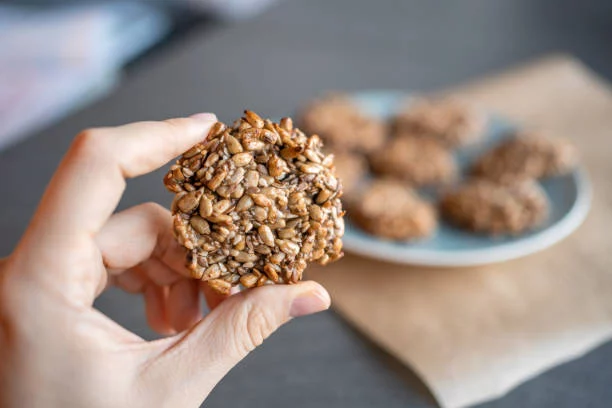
[146, 281, 330, 405]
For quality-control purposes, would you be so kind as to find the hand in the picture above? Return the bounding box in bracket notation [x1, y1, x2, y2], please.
[0, 114, 331, 407]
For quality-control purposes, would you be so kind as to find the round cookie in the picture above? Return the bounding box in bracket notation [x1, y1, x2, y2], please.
[472, 131, 579, 183]
[299, 94, 387, 154]
[163, 111, 345, 294]
[394, 97, 485, 147]
[332, 152, 368, 197]
[440, 179, 549, 235]
[350, 179, 437, 240]
[369, 136, 457, 186]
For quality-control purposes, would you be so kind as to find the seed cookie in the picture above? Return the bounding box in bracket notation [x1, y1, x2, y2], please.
[394, 97, 485, 147]
[164, 111, 345, 294]
[369, 136, 457, 186]
[472, 132, 579, 183]
[332, 152, 368, 197]
[349, 179, 437, 240]
[299, 94, 387, 154]
[440, 178, 549, 235]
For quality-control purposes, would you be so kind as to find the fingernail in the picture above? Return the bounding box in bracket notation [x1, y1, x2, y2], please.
[289, 286, 331, 317]
[190, 112, 217, 122]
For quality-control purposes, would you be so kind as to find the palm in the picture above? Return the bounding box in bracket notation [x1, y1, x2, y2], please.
[0, 115, 329, 408]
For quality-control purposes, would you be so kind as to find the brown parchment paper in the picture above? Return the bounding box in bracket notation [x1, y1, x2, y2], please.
[308, 55, 612, 408]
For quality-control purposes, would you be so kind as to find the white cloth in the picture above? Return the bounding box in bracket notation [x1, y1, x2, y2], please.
[0, 2, 170, 150]
[183, 0, 280, 20]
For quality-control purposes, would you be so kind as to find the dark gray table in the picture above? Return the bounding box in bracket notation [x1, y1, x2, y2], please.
[2, 0, 612, 406]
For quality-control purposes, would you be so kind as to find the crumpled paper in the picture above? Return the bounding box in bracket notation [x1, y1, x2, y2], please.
[308, 55, 612, 408]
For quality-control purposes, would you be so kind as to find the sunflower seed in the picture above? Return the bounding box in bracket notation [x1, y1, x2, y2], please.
[300, 163, 322, 174]
[304, 149, 321, 163]
[208, 122, 227, 138]
[277, 228, 296, 239]
[232, 152, 253, 166]
[226, 134, 244, 154]
[322, 154, 335, 168]
[208, 279, 231, 295]
[279, 240, 300, 256]
[228, 167, 245, 185]
[242, 138, 266, 151]
[245, 170, 260, 188]
[309, 205, 324, 221]
[178, 190, 202, 213]
[258, 225, 275, 247]
[268, 156, 288, 178]
[253, 206, 267, 222]
[311, 248, 325, 261]
[280, 117, 293, 131]
[263, 263, 280, 282]
[251, 193, 272, 207]
[204, 152, 220, 167]
[183, 144, 204, 159]
[235, 252, 259, 263]
[214, 199, 232, 214]
[255, 245, 272, 255]
[207, 214, 233, 224]
[257, 275, 268, 286]
[240, 273, 259, 288]
[186, 156, 202, 172]
[244, 110, 265, 128]
[225, 273, 241, 284]
[231, 185, 245, 199]
[233, 236, 246, 251]
[316, 188, 333, 204]
[269, 252, 286, 265]
[190, 216, 210, 235]
[199, 195, 213, 217]
[172, 167, 185, 182]
[202, 264, 221, 281]
[216, 185, 232, 198]
[207, 169, 227, 190]
[236, 195, 254, 212]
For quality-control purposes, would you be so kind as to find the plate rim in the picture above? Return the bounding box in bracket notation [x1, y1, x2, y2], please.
[343, 169, 591, 267]
[341, 90, 593, 267]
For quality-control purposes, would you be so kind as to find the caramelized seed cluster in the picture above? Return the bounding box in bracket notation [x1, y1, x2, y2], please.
[164, 111, 345, 294]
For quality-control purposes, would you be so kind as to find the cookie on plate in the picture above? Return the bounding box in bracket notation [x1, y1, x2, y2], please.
[163, 111, 345, 294]
[350, 179, 437, 240]
[332, 152, 368, 197]
[472, 131, 579, 183]
[440, 178, 549, 235]
[299, 94, 387, 154]
[369, 136, 457, 186]
[394, 97, 485, 147]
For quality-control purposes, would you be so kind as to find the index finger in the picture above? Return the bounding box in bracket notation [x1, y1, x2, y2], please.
[26, 114, 217, 246]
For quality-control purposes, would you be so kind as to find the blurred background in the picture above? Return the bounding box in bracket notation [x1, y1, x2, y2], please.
[1, 1, 612, 408]
[1, 0, 611, 150]
[0, 0, 282, 150]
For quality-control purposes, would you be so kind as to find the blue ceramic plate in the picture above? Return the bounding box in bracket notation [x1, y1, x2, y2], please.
[342, 91, 592, 267]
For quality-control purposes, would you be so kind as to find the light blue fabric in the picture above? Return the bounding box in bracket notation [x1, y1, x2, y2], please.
[0, 2, 170, 149]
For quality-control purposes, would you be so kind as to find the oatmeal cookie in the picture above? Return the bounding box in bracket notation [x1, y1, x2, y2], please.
[440, 179, 549, 235]
[369, 136, 457, 186]
[163, 111, 345, 294]
[350, 179, 437, 240]
[472, 131, 579, 183]
[394, 97, 485, 146]
[299, 94, 387, 153]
